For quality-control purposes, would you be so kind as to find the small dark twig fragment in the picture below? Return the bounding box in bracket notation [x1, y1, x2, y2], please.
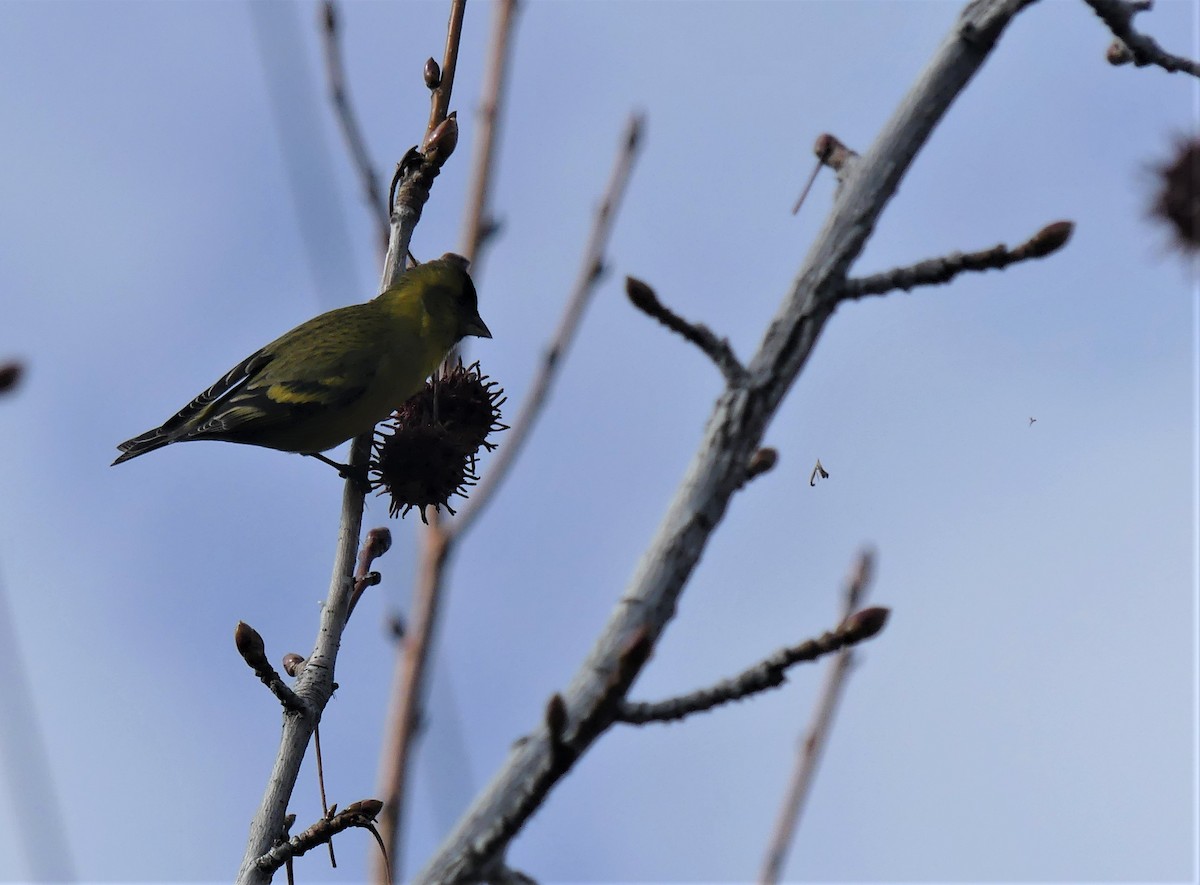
[809, 459, 829, 487]
[625, 277, 747, 386]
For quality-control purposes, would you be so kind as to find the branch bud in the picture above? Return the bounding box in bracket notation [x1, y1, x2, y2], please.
[1021, 221, 1074, 258]
[282, 653, 307, 677]
[424, 57, 442, 89]
[746, 447, 779, 481]
[842, 606, 890, 641]
[234, 621, 267, 667]
[624, 276, 660, 314]
[424, 112, 459, 165]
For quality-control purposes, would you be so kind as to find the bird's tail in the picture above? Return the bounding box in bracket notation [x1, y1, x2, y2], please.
[112, 429, 172, 465]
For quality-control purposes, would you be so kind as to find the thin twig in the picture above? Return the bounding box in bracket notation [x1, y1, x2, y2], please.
[617, 606, 889, 725]
[838, 221, 1074, 301]
[427, 0, 466, 147]
[1082, 0, 1200, 76]
[453, 114, 645, 537]
[313, 725, 337, 867]
[373, 529, 449, 883]
[380, 0, 468, 292]
[459, 0, 520, 270]
[320, 1, 389, 253]
[255, 800, 385, 874]
[759, 550, 875, 885]
[624, 276, 747, 386]
[348, 526, 393, 618]
[234, 621, 306, 713]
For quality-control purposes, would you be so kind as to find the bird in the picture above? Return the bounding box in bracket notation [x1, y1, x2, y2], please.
[113, 253, 491, 467]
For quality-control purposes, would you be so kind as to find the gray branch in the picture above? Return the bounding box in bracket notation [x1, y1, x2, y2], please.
[414, 1, 1043, 881]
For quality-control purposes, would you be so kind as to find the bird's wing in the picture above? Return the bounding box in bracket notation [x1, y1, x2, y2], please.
[181, 345, 380, 441]
[156, 347, 275, 439]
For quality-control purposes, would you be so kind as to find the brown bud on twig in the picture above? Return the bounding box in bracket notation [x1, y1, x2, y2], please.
[746, 448, 779, 482]
[282, 653, 307, 677]
[424, 57, 442, 89]
[364, 527, 393, 559]
[1106, 40, 1134, 65]
[341, 799, 384, 820]
[235, 622, 268, 666]
[424, 112, 459, 165]
[842, 606, 890, 641]
[625, 276, 660, 314]
[1018, 221, 1074, 259]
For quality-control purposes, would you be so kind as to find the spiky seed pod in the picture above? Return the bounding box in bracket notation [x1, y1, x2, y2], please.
[1150, 135, 1200, 254]
[433, 360, 508, 455]
[369, 360, 505, 522]
[370, 418, 476, 522]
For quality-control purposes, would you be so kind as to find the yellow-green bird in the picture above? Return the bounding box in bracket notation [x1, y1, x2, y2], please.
[113, 253, 491, 466]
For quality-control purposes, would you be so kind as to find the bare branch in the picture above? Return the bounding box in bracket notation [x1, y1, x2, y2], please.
[453, 114, 645, 536]
[255, 800, 385, 875]
[427, 1, 466, 147]
[320, 1, 389, 254]
[459, 0, 521, 270]
[839, 221, 1074, 301]
[380, 0, 467, 292]
[624, 276, 748, 386]
[235, 435, 368, 885]
[234, 621, 306, 713]
[1083, 0, 1200, 76]
[759, 550, 875, 885]
[617, 607, 889, 725]
[237, 4, 468, 876]
[414, 4, 1045, 881]
[373, 528, 448, 883]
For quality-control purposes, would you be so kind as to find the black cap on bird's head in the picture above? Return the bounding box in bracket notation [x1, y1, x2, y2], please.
[438, 252, 492, 341]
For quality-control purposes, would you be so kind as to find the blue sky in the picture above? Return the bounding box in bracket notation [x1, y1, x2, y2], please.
[0, 1, 1195, 882]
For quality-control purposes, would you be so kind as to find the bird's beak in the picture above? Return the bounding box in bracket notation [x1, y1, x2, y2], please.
[466, 315, 493, 339]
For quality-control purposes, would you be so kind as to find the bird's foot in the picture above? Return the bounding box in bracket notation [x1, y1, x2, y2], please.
[306, 453, 371, 494]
